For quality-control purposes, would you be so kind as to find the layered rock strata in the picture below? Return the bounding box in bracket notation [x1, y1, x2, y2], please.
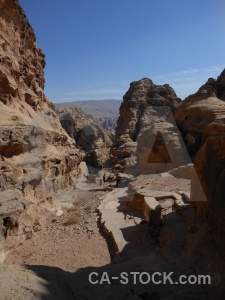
[0, 0, 83, 260]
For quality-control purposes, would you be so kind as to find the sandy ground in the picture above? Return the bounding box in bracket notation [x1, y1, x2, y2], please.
[5, 183, 111, 272]
[2, 173, 225, 299]
[3, 173, 193, 271]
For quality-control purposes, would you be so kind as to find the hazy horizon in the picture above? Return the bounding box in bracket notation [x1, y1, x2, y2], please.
[54, 98, 122, 104]
[19, 0, 225, 102]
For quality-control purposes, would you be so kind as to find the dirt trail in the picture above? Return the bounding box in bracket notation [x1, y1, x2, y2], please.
[5, 183, 111, 272]
[2, 173, 225, 299]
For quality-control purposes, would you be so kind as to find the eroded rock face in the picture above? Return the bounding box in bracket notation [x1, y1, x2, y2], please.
[192, 129, 225, 256]
[174, 69, 225, 159]
[56, 107, 113, 169]
[0, 0, 83, 260]
[97, 116, 117, 132]
[111, 78, 182, 172]
[174, 69, 225, 255]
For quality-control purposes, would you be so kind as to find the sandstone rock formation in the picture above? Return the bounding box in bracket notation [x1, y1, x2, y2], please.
[191, 132, 225, 256]
[56, 107, 113, 169]
[172, 69, 225, 255]
[111, 78, 184, 173]
[174, 69, 225, 159]
[55, 99, 121, 132]
[0, 0, 83, 261]
[180, 70, 225, 256]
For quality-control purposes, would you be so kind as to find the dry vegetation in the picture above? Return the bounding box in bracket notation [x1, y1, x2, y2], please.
[62, 201, 82, 225]
[63, 213, 81, 225]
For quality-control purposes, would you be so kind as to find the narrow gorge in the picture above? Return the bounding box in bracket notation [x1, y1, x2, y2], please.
[0, 1, 225, 300]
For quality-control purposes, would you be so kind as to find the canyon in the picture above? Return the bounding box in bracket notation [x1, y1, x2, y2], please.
[56, 106, 113, 169]
[0, 1, 225, 299]
[55, 99, 121, 132]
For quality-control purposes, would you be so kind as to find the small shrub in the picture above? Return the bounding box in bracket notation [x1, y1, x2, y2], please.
[73, 199, 82, 206]
[63, 213, 80, 226]
[67, 206, 78, 212]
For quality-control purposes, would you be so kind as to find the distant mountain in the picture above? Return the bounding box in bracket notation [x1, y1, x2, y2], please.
[54, 99, 122, 132]
[54, 99, 122, 119]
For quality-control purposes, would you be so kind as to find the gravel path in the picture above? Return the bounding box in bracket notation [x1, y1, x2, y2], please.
[5, 183, 111, 272]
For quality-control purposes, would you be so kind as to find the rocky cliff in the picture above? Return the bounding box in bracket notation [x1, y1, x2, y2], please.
[111, 78, 184, 172]
[55, 100, 120, 132]
[180, 69, 225, 255]
[174, 69, 225, 159]
[0, 0, 83, 261]
[97, 116, 117, 132]
[192, 132, 225, 256]
[56, 107, 113, 169]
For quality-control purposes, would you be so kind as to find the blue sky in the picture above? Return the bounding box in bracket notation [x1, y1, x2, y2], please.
[19, 0, 225, 102]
